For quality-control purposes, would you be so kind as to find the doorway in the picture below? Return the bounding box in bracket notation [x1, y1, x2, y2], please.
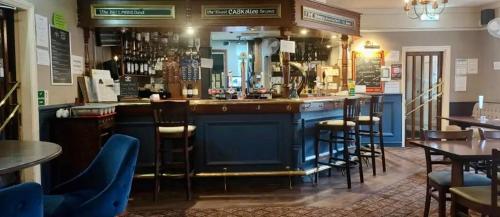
[0, 7, 18, 140]
[404, 51, 444, 140]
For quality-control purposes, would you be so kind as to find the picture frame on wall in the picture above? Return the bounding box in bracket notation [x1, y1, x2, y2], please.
[352, 50, 385, 92]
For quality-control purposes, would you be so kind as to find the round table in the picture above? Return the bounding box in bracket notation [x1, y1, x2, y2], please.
[0, 140, 62, 175]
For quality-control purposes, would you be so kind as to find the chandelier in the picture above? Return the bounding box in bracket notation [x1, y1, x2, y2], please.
[404, 0, 448, 20]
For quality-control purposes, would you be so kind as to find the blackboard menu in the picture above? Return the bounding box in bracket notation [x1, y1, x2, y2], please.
[50, 26, 72, 85]
[119, 76, 138, 97]
[353, 51, 384, 92]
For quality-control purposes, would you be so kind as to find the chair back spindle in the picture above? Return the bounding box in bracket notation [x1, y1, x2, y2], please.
[370, 95, 384, 119]
[343, 98, 361, 125]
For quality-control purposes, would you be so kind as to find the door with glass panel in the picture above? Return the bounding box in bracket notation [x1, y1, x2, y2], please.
[405, 52, 443, 140]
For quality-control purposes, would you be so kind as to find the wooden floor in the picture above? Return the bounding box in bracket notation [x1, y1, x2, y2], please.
[128, 147, 426, 211]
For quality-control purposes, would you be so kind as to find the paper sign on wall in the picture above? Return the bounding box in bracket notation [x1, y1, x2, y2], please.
[468, 58, 478, 74]
[455, 59, 468, 75]
[37, 48, 50, 66]
[35, 14, 49, 47]
[280, 40, 296, 53]
[454, 75, 467, 92]
[71, 55, 84, 74]
[200, 58, 213, 69]
[494, 61, 500, 70]
[386, 50, 400, 63]
[384, 81, 400, 94]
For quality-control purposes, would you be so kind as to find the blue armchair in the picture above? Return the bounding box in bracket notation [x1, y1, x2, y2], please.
[44, 134, 140, 217]
[0, 182, 43, 217]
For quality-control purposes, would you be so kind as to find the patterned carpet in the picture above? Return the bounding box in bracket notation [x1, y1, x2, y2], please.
[125, 148, 478, 217]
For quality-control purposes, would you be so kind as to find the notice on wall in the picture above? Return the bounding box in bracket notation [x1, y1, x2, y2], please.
[494, 61, 500, 71]
[454, 75, 467, 92]
[386, 50, 400, 63]
[468, 58, 478, 74]
[50, 26, 72, 85]
[280, 40, 296, 53]
[71, 55, 84, 75]
[37, 48, 50, 66]
[200, 58, 213, 69]
[455, 59, 468, 75]
[384, 81, 401, 94]
[35, 14, 49, 48]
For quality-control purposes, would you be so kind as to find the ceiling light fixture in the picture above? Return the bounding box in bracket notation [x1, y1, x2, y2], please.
[300, 29, 308, 35]
[404, 0, 448, 20]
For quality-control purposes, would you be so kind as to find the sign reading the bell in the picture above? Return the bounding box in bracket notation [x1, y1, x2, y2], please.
[91, 4, 175, 19]
[202, 4, 281, 19]
[302, 6, 355, 29]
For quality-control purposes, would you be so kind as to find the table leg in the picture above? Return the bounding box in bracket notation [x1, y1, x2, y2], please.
[450, 160, 467, 216]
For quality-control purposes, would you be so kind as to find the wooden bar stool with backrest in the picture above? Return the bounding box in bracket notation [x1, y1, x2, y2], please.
[357, 95, 386, 176]
[314, 98, 363, 189]
[450, 148, 500, 217]
[422, 129, 491, 217]
[152, 100, 196, 201]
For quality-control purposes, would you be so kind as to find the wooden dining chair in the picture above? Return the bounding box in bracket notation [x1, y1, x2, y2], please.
[450, 149, 500, 217]
[470, 128, 500, 176]
[479, 128, 500, 140]
[422, 129, 491, 217]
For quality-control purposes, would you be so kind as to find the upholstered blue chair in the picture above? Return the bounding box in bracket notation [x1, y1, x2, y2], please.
[0, 182, 43, 217]
[44, 134, 140, 217]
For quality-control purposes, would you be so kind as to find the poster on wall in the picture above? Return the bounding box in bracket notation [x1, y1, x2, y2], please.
[391, 64, 402, 79]
[50, 25, 72, 85]
[352, 51, 384, 92]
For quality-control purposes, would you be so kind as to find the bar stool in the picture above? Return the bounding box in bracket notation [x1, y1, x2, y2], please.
[152, 100, 196, 201]
[357, 95, 386, 176]
[314, 98, 363, 189]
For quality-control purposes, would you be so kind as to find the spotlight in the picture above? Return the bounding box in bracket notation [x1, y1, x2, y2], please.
[300, 29, 308, 35]
[186, 26, 195, 35]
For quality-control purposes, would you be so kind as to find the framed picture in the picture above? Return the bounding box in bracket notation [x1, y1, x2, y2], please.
[352, 51, 385, 92]
[381, 66, 391, 81]
[391, 64, 402, 80]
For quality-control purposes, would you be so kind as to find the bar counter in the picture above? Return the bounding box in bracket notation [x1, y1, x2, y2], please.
[113, 94, 402, 177]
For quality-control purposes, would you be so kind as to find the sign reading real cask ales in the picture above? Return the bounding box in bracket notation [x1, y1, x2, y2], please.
[302, 6, 355, 29]
[202, 5, 281, 19]
[91, 4, 175, 19]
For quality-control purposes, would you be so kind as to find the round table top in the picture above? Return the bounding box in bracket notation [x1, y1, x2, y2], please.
[0, 140, 61, 175]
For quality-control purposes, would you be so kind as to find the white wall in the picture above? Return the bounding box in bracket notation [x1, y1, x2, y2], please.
[211, 40, 248, 77]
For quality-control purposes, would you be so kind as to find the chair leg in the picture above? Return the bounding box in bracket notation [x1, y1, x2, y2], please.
[343, 130, 352, 189]
[369, 123, 376, 176]
[355, 126, 364, 184]
[314, 127, 320, 185]
[438, 188, 446, 217]
[154, 136, 161, 202]
[328, 131, 333, 177]
[423, 181, 431, 217]
[378, 119, 386, 172]
[184, 136, 192, 201]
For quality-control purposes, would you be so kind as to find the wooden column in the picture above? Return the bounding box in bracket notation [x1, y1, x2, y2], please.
[83, 28, 91, 77]
[280, 28, 290, 98]
[341, 34, 349, 90]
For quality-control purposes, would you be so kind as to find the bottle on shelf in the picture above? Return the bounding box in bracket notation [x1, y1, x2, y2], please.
[124, 39, 131, 74]
[187, 84, 193, 98]
[182, 84, 188, 98]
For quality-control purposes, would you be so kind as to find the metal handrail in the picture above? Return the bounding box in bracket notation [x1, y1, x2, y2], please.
[405, 81, 442, 107]
[0, 82, 19, 108]
[0, 104, 20, 133]
[405, 92, 443, 117]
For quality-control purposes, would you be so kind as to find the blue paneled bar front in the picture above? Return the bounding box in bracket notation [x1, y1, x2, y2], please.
[114, 94, 402, 176]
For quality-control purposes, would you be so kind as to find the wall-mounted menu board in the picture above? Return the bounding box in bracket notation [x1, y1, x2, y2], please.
[352, 51, 384, 92]
[50, 26, 72, 85]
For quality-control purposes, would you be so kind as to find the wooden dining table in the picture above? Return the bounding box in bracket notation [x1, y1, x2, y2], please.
[0, 140, 62, 175]
[439, 116, 500, 130]
[408, 139, 499, 187]
[409, 139, 500, 215]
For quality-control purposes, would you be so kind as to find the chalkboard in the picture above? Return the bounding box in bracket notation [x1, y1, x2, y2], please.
[353, 51, 384, 92]
[50, 26, 72, 85]
[119, 76, 138, 97]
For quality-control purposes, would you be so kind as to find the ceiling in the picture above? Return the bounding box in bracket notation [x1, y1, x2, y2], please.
[325, 0, 499, 9]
